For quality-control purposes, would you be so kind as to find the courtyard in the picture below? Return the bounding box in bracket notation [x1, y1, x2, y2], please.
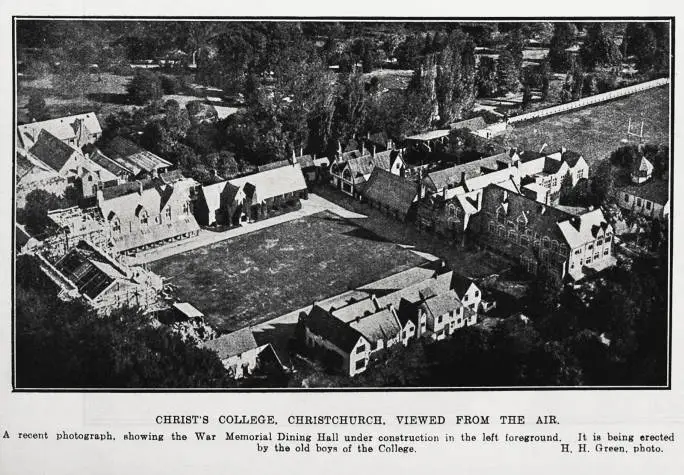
[150, 210, 428, 332]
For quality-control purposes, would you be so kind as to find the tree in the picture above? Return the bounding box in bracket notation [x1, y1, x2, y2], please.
[521, 84, 532, 110]
[127, 69, 163, 105]
[26, 93, 49, 121]
[15, 265, 237, 388]
[506, 28, 525, 70]
[580, 23, 622, 71]
[495, 50, 520, 95]
[590, 160, 615, 205]
[548, 23, 577, 72]
[19, 189, 71, 236]
[538, 58, 551, 101]
[476, 56, 498, 97]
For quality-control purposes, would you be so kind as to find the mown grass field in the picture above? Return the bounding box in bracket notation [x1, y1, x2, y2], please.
[150, 211, 427, 332]
[506, 86, 670, 170]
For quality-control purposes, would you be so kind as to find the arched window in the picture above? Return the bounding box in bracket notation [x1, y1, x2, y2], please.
[165, 207, 172, 221]
[111, 217, 121, 233]
[136, 205, 149, 225]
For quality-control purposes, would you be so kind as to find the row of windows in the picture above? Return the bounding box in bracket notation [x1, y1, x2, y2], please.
[624, 194, 654, 210]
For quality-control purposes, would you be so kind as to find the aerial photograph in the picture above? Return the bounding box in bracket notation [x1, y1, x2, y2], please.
[13, 19, 671, 389]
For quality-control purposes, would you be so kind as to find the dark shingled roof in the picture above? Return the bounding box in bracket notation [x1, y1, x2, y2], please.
[480, 184, 572, 242]
[542, 157, 564, 174]
[561, 151, 583, 167]
[101, 179, 160, 200]
[426, 152, 514, 190]
[16, 154, 34, 180]
[518, 150, 546, 163]
[617, 178, 669, 205]
[29, 129, 78, 172]
[349, 308, 402, 345]
[201, 328, 259, 359]
[362, 168, 418, 218]
[450, 274, 475, 298]
[89, 149, 133, 177]
[305, 305, 365, 353]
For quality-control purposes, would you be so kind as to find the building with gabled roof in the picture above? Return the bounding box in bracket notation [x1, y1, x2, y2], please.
[476, 184, 615, 283]
[103, 137, 172, 179]
[195, 163, 308, 227]
[27, 129, 88, 176]
[15, 152, 68, 208]
[300, 305, 371, 376]
[361, 168, 418, 221]
[348, 307, 402, 352]
[36, 240, 162, 314]
[200, 328, 284, 380]
[97, 177, 200, 254]
[329, 144, 406, 197]
[17, 112, 102, 151]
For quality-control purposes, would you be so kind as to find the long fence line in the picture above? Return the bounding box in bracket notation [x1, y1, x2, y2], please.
[507, 78, 670, 125]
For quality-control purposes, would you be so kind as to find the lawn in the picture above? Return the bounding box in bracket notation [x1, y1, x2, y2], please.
[150, 211, 427, 332]
[506, 86, 670, 170]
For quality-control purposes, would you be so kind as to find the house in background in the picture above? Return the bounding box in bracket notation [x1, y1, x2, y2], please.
[27, 129, 89, 178]
[361, 168, 419, 222]
[614, 155, 669, 219]
[195, 163, 308, 227]
[201, 328, 284, 380]
[103, 137, 172, 179]
[17, 112, 102, 151]
[329, 144, 406, 197]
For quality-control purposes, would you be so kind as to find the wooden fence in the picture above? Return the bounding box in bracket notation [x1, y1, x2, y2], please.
[507, 78, 670, 125]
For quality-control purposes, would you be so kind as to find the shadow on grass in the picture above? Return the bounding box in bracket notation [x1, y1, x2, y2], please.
[342, 225, 390, 243]
[87, 92, 131, 105]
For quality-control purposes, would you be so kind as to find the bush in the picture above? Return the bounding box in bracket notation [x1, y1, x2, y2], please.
[161, 74, 183, 95]
[127, 69, 163, 105]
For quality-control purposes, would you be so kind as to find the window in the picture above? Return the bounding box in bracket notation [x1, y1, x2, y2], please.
[165, 207, 172, 220]
[636, 198, 642, 206]
[402, 331, 406, 339]
[448, 205, 456, 217]
[463, 294, 469, 302]
[356, 344, 365, 354]
[437, 315, 443, 324]
[475, 290, 480, 298]
[578, 169, 584, 179]
[595, 253, 599, 260]
[646, 201, 652, 210]
[140, 210, 148, 225]
[585, 257, 592, 264]
[542, 237, 550, 248]
[182, 202, 190, 215]
[604, 249, 609, 255]
[111, 218, 121, 233]
[597, 238, 603, 245]
[355, 359, 365, 370]
[588, 244, 593, 251]
[624, 193, 630, 202]
[575, 249, 582, 255]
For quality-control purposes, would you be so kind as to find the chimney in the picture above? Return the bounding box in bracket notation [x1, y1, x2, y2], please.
[337, 141, 342, 155]
[361, 143, 366, 155]
[561, 146, 567, 154]
[539, 204, 546, 215]
[539, 143, 548, 154]
[367, 131, 371, 140]
[300, 147, 303, 157]
[371, 294, 380, 309]
[96, 189, 104, 203]
[138, 181, 143, 195]
[387, 139, 393, 150]
[460, 171, 466, 184]
[372, 145, 376, 157]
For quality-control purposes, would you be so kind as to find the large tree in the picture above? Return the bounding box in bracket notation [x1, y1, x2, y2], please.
[580, 23, 623, 71]
[127, 69, 163, 105]
[495, 50, 520, 95]
[476, 56, 498, 97]
[548, 23, 577, 72]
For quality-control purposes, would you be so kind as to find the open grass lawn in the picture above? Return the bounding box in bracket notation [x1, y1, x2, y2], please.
[150, 211, 427, 332]
[507, 86, 670, 170]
